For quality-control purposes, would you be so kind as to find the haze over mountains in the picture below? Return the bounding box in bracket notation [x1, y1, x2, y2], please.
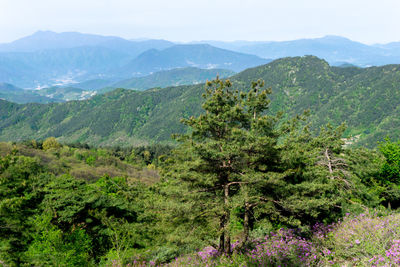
[1, 31, 400, 148]
[196, 36, 400, 66]
[0, 31, 400, 90]
[0, 31, 268, 88]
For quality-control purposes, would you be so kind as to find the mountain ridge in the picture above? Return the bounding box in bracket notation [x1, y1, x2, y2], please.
[1, 56, 399, 147]
[0, 32, 267, 88]
[118, 44, 270, 76]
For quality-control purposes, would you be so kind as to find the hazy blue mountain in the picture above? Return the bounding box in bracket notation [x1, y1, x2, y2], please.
[118, 44, 270, 76]
[0, 31, 176, 88]
[0, 32, 265, 89]
[0, 46, 130, 88]
[2, 31, 400, 91]
[0, 42, 256, 90]
[0, 31, 174, 57]
[202, 36, 400, 66]
[0, 83, 23, 93]
[189, 40, 266, 51]
[71, 79, 114, 91]
[0, 31, 121, 52]
[374, 42, 400, 57]
[0, 56, 37, 86]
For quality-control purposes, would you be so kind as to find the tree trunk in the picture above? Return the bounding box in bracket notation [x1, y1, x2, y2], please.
[225, 232, 231, 255]
[218, 214, 225, 253]
[223, 184, 231, 255]
[243, 202, 250, 245]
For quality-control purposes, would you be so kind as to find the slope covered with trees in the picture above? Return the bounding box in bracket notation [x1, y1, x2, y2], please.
[1, 56, 400, 147]
[1, 79, 400, 266]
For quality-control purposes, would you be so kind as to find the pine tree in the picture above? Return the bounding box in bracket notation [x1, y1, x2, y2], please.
[162, 78, 358, 255]
[162, 78, 280, 254]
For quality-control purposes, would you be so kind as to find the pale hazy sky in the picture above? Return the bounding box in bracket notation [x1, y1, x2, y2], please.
[0, 0, 399, 44]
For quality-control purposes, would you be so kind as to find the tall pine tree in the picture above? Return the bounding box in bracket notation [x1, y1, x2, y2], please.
[162, 78, 280, 254]
[162, 78, 357, 255]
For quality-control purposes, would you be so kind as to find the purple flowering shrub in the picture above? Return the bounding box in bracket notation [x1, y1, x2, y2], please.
[121, 212, 400, 267]
[245, 229, 320, 266]
[318, 212, 400, 266]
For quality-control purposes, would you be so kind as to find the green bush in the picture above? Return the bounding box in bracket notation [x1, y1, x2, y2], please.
[25, 214, 93, 266]
[42, 137, 62, 151]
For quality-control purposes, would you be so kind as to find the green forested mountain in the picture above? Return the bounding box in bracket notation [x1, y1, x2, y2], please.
[1, 56, 399, 147]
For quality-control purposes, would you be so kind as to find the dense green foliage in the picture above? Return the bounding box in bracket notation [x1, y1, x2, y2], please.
[1, 56, 400, 147]
[1, 78, 400, 266]
[0, 141, 169, 266]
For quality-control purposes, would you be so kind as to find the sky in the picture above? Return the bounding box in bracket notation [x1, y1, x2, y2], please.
[0, 0, 399, 44]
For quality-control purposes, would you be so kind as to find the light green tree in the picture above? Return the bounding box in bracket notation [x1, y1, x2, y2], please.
[42, 137, 61, 151]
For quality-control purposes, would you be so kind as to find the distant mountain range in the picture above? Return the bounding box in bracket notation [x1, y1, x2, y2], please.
[0, 31, 268, 88]
[0, 30, 174, 56]
[193, 36, 400, 66]
[117, 44, 268, 75]
[1, 31, 400, 89]
[1, 56, 400, 148]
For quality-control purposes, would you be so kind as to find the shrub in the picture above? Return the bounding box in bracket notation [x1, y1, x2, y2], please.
[318, 212, 400, 266]
[43, 137, 61, 151]
[25, 214, 93, 266]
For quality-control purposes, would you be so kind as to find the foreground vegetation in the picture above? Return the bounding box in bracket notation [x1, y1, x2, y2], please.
[1, 78, 400, 266]
[157, 212, 400, 266]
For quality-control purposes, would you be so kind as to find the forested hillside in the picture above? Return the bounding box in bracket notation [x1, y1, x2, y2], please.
[2, 82, 400, 266]
[1, 56, 400, 147]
